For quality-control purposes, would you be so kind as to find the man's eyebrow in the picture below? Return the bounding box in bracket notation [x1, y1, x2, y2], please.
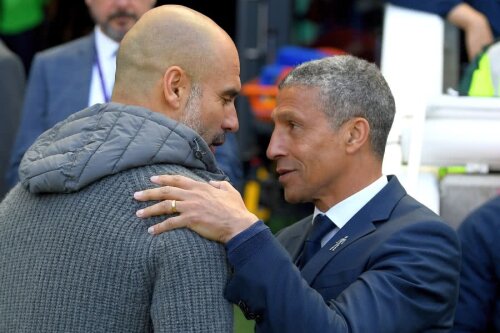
[222, 88, 239, 98]
[272, 108, 292, 120]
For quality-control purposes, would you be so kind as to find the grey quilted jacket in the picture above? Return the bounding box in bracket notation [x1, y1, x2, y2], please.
[0, 103, 233, 332]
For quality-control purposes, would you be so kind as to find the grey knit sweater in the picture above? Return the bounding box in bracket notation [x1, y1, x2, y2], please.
[0, 103, 233, 332]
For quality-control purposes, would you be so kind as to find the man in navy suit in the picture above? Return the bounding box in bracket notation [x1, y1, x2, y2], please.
[134, 55, 461, 332]
[6, 0, 242, 191]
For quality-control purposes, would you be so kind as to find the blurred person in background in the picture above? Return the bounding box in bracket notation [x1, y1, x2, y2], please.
[452, 195, 500, 332]
[388, 0, 500, 61]
[0, 0, 52, 72]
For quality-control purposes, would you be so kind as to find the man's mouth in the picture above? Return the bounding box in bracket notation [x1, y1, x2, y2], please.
[209, 140, 225, 153]
[209, 133, 226, 153]
[109, 12, 137, 21]
[276, 168, 294, 181]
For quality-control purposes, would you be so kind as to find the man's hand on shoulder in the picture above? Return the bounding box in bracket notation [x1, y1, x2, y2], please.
[134, 175, 259, 244]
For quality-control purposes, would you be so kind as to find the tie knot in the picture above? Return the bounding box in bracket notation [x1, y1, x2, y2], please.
[307, 214, 335, 243]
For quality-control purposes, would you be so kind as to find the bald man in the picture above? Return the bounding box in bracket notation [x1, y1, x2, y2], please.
[6, 0, 243, 193]
[0, 6, 239, 332]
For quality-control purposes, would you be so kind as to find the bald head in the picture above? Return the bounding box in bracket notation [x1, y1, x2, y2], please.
[112, 5, 238, 112]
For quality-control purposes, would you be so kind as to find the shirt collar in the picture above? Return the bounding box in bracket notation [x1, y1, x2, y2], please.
[313, 175, 388, 229]
[94, 26, 119, 60]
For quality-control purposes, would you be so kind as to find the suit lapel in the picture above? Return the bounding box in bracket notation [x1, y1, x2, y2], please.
[300, 213, 375, 283]
[301, 176, 407, 284]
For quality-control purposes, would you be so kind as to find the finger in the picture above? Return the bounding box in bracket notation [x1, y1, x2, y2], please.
[136, 199, 180, 218]
[219, 180, 237, 192]
[148, 215, 186, 235]
[150, 174, 207, 190]
[209, 180, 233, 191]
[134, 185, 185, 202]
[208, 180, 222, 189]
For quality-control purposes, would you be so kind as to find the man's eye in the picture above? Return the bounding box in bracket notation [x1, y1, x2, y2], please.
[219, 96, 230, 105]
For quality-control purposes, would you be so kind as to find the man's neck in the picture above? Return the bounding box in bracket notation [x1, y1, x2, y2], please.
[95, 26, 120, 51]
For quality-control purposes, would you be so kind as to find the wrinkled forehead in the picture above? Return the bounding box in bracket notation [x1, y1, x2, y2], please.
[271, 85, 322, 120]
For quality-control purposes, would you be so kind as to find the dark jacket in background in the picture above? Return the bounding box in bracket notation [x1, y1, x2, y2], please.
[452, 195, 500, 332]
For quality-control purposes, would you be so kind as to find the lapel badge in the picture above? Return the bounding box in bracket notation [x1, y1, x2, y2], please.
[329, 236, 348, 252]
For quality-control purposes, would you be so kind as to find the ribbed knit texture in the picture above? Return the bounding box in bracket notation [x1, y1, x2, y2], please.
[0, 104, 233, 332]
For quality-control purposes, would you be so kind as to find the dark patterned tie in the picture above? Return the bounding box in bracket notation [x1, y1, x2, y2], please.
[300, 214, 336, 268]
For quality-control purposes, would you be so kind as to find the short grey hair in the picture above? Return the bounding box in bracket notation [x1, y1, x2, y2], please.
[279, 55, 395, 159]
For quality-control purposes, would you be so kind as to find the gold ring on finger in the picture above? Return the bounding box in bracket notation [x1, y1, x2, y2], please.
[171, 200, 177, 214]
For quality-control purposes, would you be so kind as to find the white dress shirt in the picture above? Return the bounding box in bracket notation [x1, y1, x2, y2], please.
[313, 175, 389, 247]
[88, 26, 119, 107]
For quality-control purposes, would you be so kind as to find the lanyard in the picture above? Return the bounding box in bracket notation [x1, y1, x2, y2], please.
[94, 44, 111, 103]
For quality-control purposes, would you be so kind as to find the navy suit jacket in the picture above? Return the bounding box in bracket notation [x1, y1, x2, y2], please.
[225, 176, 461, 332]
[6, 33, 242, 189]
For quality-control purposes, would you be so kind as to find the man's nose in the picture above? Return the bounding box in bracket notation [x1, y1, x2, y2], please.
[266, 129, 282, 160]
[114, 0, 131, 7]
[224, 104, 239, 133]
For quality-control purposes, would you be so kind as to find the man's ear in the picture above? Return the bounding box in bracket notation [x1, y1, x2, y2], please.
[163, 66, 189, 110]
[344, 117, 370, 154]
